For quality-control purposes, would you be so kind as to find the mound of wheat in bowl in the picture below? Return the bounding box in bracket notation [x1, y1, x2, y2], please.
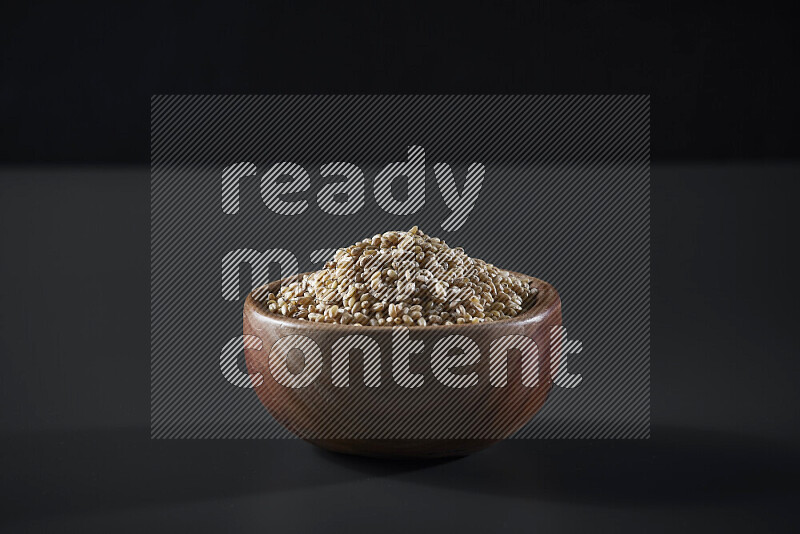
[260, 226, 538, 326]
[243, 227, 561, 458]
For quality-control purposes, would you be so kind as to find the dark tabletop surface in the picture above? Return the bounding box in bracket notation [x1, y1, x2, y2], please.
[1, 164, 798, 533]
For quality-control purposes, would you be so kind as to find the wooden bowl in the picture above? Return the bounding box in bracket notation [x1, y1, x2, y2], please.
[243, 271, 561, 458]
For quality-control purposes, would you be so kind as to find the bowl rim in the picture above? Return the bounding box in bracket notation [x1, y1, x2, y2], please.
[245, 270, 560, 332]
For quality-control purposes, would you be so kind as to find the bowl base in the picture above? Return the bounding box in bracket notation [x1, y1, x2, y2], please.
[306, 438, 500, 459]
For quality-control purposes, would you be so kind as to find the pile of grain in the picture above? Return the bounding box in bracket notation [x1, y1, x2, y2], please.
[261, 227, 537, 326]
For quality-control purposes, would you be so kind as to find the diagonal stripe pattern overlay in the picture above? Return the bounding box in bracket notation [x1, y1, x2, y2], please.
[151, 95, 650, 439]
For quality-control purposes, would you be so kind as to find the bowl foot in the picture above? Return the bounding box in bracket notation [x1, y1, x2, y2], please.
[306, 438, 499, 459]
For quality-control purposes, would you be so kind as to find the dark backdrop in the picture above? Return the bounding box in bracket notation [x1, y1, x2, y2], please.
[1, 2, 799, 532]
[1, 0, 797, 164]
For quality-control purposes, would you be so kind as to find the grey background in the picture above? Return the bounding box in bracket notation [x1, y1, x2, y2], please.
[2, 1, 799, 531]
[1, 164, 797, 532]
